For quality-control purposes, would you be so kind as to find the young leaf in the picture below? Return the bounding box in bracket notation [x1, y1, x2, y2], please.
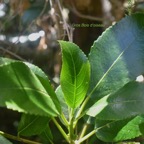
[87, 81, 144, 120]
[95, 116, 144, 142]
[0, 60, 60, 117]
[88, 13, 144, 104]
[59, 41, 90, 108]
[18, 114, 50, 136]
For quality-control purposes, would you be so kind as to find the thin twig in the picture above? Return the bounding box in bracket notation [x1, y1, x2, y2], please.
[56, 0, 73, 42]
[0, 131, 41, 144]
[52, 118, 69, 143]
[39, 0, 49, 17]
[0, 40, 26, 61]
[0, 0, 23, 32]
[17, 0, 50, 43]
[76, 130, 96, 144]
[69, 1, 104, 22]
[79, 124, 89, 139]
[0, 47, 26, 61]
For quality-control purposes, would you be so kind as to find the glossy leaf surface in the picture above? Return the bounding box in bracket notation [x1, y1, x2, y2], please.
[87, 81, 144, 120]
[25, 61, 61, 113]
[0, 58, 60, 117]
[59, 41, 90, 108]
[88, 13, 144, 103]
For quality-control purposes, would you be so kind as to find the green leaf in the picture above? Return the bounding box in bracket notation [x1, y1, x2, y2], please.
[0, 57, 16, 66]
[139, 122, 144, 135]
[26, 62, 61, 113]
[18, 114, 50, 136]
[0, 135, 13, 144]
[0, 59, 60, 117]
[87, 81, 144, 120]
[59, 41, 90, 108]
[117, 142, 140, 144]
[0, 57, 48, 80]
[24, 62, 48, 80]
[88, 13, 144, 103]
[28, 61, 62, 113]
[95, 116, 144, 142]
[40, 125, 53, 143]
[55, 86, 69, 120]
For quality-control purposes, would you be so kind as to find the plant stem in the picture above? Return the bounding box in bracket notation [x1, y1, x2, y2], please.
[0, 131, 41, 144]
[61, 113, 69, 126]
[77, 121, 118, 144]
[69, 109, 75, 143]
[79, 124, 89, 139]
[77, 129, 96, 144]
[52, 118, 69, 143]
[76, 96, 90, 119]
[74, 96, 90, 128]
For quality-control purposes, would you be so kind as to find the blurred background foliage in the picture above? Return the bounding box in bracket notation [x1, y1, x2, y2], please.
[0, 0, 144, 143]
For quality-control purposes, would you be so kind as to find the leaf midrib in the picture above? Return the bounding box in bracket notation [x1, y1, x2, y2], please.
[0, 87, 49, 97]
[18, 116, 39, 134]
[89, 30, 138, 97]
[67, 47, 77, 107]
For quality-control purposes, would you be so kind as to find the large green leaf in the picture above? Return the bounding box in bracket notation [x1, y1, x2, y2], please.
[26, 61, 61, 113]
[0, 59, 60, 117]
[95, 116, 144, 142]
[88, 13, 144, 103]
[87, 81, 144, 120]
[59, 41, 90, 108]
[18, 114, 50, 136]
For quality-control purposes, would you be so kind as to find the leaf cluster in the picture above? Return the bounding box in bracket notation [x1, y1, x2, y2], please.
[1, 13, 144, 143]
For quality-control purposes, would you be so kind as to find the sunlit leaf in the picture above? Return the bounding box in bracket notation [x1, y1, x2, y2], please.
[59, 41, 90, 108]
[0, 59, 60, 117]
